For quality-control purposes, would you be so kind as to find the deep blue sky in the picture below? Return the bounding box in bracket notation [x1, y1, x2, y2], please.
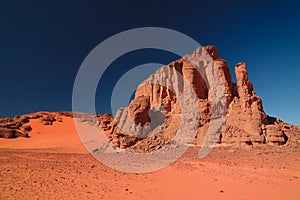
[0, 0, 300, 125]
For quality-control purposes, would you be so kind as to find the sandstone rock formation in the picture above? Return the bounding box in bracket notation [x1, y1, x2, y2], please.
[0, 117, 30, 138]
[1, 46, 299, 152]
[41, 115, 56, 125]
[222, 62, 267, 145]
[128, 96, 151, 126]
[97, 46, 300, 151]
[0, 128, 26, 139]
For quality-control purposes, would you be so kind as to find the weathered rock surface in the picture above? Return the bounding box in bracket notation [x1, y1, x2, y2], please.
[222, 62, 267, 145]
[98, 46, 300, 151]
[0, 128, 27, 139]
[0, 116, 32, 138]
[41, 115, 56, 125]
[128, 96, 151, 126]
[203, 45, 219, 60]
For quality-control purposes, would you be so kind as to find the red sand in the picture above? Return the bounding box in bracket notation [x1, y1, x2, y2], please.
[0, 116, 86, 153]
[1, 115, 300, 199]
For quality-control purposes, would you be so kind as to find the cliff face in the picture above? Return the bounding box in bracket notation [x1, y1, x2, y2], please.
[101, 46, 300, 151]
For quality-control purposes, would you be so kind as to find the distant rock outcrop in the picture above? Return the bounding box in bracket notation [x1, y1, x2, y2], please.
[0, 117, 30, 138]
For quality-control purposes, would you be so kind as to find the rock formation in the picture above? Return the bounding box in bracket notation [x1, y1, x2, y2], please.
[1, 46, 299, 151]
[97, 46, 300, 151]
[0, 117, 30, 138]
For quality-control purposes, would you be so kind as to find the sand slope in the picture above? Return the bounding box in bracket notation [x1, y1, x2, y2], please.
[0, 115, 87, 153]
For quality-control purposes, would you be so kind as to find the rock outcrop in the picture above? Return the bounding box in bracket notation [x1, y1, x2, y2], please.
[222, 62, 267, 145]
[0, 128, 27, 139]
[98, 46, 300, 151]
[0, 117, 30, 138]
[1, 46, 299, 151]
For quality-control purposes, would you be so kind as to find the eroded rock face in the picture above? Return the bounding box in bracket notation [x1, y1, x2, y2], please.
[264, 125, 288, 145]
[203, 45, 219, 60]
[222, 62, 267, 145]
[128, 96, 151, 126]
[214, 59, 234, 107]
[100, 46, 300, 150]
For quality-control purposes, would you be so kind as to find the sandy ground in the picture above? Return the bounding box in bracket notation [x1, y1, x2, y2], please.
[0, 117, 87, 153]
[0, 116, 300, 199]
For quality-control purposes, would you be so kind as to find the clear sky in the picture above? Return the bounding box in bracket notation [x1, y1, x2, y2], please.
[0, 0, 299, 125]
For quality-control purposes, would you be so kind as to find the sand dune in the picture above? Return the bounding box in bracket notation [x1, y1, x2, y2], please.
[0, 115, 87, 153]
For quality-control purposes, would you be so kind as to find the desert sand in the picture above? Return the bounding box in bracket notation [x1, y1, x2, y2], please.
[1, 114, 300, 200]
[0, 115, 86, 153]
